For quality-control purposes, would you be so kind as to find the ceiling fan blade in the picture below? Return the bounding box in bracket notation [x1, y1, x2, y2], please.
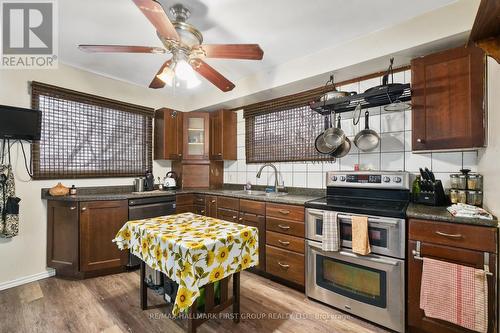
[132, 0, 179, 41]
[78, 45, 166, 54]
[199, 44, 264, 60]
[149, 60, 172, 89]
[191, 59, 235, 92]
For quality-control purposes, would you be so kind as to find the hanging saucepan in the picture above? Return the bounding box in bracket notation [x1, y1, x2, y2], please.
[315, 115, 336, 154]
[331, 116, 351, 158]
[323, 112, 345, 150]
[354, 111, 380, 152]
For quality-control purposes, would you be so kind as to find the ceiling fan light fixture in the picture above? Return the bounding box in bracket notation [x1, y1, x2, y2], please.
[157, 65, 175, 86]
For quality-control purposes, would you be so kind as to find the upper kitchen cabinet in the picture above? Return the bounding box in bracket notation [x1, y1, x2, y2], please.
[183, 112, 209, 160]
[411, 45, 486, 151]
[154, 108, 183, 160]
[210, 109, 237, 160]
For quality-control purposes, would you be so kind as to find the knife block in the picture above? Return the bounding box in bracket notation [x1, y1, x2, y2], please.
[415, 180, 448, 206]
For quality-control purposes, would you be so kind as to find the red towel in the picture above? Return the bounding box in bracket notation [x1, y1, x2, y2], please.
[420, 257, 488, 333]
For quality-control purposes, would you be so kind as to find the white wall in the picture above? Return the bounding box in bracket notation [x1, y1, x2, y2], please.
[478, 58, 500, 216]
[224, 70, 479, 190]
[0, 64, 172, 287]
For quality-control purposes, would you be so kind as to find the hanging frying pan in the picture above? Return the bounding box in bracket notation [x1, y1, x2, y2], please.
[354, 111, 380, 152]
[315, 115, 336, 154]
[331, 116, 351, 158]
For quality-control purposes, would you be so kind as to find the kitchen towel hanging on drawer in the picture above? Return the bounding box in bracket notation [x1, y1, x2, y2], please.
[0, 164, 20, 238]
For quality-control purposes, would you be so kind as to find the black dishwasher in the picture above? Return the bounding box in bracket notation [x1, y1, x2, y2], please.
[127, 196, 176, 269]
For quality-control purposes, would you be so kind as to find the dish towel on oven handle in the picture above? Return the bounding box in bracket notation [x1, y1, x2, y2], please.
[0, 164, 20, 238]
[420, 257, 488, 333]
[351, 215, 371, 255]
[322, 211, 339, 251]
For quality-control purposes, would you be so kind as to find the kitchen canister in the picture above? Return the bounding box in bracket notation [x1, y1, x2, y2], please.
[467, 174, 483, 190]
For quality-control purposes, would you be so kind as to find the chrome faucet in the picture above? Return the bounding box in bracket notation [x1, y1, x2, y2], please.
[256, 163, 282, 193]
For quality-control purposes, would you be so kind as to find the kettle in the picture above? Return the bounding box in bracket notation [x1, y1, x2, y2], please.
[164, 171, 178, 190]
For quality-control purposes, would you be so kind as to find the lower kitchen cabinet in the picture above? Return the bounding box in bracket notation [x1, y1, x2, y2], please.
[265, 203, 305, 288]
[408, 219, 498, 333]
[239, 199, 266, 272]
[206, 195, 217, 218]
[47, 200, 128, 278]
[175, 193, 194, 213]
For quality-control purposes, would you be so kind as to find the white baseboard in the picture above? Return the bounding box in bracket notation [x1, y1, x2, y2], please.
[0, 269, 56, 291]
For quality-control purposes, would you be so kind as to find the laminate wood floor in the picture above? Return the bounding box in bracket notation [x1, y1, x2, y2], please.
[0, 271, 389, 333]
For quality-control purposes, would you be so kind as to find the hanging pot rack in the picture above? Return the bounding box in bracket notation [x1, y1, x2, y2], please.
[310, 58, 412, 115]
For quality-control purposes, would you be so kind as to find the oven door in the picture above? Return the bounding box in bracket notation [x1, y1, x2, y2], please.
[306, 239, 405, 332]
[306, 208, 405, 258]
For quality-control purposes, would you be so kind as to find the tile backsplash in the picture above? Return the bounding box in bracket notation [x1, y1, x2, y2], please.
[224, 70, 479, 190]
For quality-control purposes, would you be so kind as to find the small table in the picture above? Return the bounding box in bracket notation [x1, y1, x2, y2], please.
[113, 213, 259, 332]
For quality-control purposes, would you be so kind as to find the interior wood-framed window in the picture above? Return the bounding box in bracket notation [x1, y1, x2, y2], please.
[30, 82, 154, 179]
[243, 85, 336, 163]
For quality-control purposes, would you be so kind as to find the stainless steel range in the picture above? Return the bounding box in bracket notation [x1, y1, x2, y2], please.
[305, 171, 411, 333]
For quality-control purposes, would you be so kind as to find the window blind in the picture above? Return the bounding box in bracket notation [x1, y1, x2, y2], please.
[31, 81, 153, 179]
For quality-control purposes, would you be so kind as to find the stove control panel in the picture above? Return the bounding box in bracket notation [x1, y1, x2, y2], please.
[326, 171, 411, 190]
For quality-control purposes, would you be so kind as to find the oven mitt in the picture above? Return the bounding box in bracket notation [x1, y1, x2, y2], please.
[2, 197, 20, 238]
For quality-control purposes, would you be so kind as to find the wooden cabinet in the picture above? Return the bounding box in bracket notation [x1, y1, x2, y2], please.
[411, 46, 486, 151]
[154, 108, 183, 160]
[47, 200, 128, 279]
[172, 160, 224, 189]
[239, 199, 266, 272]
[183, 112, 209, 160]
[175, 193, 194, 213]
[408, 218, 498, 333]
[210, 109, 237, 160]
[265, 203, 305, 288]
[206, 195, 217, 218]
[193, 194, 206, 216]
[79, 201, 128, 272]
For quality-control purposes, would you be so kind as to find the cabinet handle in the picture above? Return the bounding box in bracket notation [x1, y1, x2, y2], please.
[70, 206, 77, 210]
[278, 240, 290, 246]
[417, 138, 424, 143]
[178, 154, 182, 157]
[278, 262, 290, 269]
[278, 224, 290, 230]
[211, 200, 216, 204]
[218, 152, 222, 156]
[201, 210, 205, 214]
[435, 231, 462, 239]
[279, 209, 290, 215]
[232, 216, 237, 219]
[81, 207, 87, 211]
[238, 217, 243, 221]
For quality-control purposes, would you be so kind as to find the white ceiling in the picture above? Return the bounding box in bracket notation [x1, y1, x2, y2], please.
[60, 0, 457, 97]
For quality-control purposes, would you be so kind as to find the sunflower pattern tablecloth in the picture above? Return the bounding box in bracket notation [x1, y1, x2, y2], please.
[113, 212, 258, 315]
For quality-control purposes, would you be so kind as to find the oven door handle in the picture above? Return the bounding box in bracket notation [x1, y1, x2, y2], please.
[337, 214, 399, 226]
[308, 241, 400, 267]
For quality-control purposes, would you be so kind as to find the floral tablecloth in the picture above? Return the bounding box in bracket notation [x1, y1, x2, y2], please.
[113, 213, 258, 315]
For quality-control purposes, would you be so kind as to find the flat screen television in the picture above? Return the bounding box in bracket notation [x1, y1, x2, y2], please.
[0, 105, 42, 141]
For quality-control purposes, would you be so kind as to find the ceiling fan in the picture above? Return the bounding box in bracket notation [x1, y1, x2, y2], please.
[78, 0, 264, 92]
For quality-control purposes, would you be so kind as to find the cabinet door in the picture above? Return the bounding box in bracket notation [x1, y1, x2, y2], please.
[239, 212, 266, 271]
[47, 201, 79, 277]
[79, 200, 128, 272]
[411, 46, 485, 151]
[154, 108, 183, 160]
[408, 240, 497, 333]
[206, 195, 217, 218]
[183, 112, 209, 160]
[210, 110, 237, 161]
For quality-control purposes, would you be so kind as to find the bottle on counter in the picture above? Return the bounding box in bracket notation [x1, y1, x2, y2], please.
[412, 175, 421, 199]
[69, 185, 77, 196]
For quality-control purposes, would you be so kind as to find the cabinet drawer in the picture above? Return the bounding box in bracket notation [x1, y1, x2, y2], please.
[266, 245, 304, 286]
[266, 203, 304, 222]
[217, 208, 239, 223]
[266, 216, 304, 238]
[176, 194, 193, 206]
[217, 196, 239, 211]
[239, 199, 265, 215]
[193, 194, 206, 206]
[266, 231, 304, 254]
[176, 204, 192, 214]
[409, 219, 497, 253]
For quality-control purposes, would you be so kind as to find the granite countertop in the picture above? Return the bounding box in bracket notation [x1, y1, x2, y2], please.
[41, 185, 323, 206]
[406, 203, 498, 228]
